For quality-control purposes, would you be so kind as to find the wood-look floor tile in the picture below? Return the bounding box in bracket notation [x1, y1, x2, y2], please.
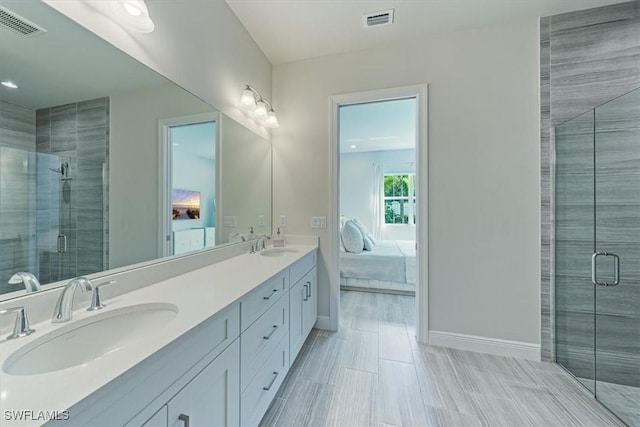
[413, 350, 476, 415]
[423, 405, 482, 427]
[506, 383, 582, 427]
[277, 341, 314, 399]
[258, 397, 285, 427]
[340, 329, 378, 374]
[377, 359, 429, 426]
[379, 324, 413, 363]
[270, 378, 322, 426]
[299, 335, 345, 385]
[325, 368, 377, 427]
[467, 392, 535, 427]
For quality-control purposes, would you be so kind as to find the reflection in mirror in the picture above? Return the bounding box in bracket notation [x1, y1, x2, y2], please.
[0, 1, 272, 299]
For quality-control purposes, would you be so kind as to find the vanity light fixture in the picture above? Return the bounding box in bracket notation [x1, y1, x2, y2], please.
[106, 0, 155, 33]
[240, 85, 279, 128]
[1, 80, 18, 89]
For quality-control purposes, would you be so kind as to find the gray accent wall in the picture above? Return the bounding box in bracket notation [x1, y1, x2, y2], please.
[0, 101, 37, 293]
[540, 1, 640, 364]
[35, 97, 110, 283]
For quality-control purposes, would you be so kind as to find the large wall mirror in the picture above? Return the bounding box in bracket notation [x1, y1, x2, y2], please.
[0, 1, 272, 300]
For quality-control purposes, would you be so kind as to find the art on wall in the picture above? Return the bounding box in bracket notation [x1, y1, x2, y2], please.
[172, 189, 201, 220]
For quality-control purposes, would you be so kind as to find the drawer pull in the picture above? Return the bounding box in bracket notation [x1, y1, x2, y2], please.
[263, 371, 279, 391]
[178, 414, 190, 427]
[306, 281, 311, 298]
[263, 289, 278, 300]
[263, 325, 279, 340]
[303, 284, 308, 301]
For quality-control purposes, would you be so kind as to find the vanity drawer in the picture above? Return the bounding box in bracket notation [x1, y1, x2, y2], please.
[240, 271, 288, 331]
[240, 333, 289, 427]
[289, 250, 317, 287]
[240, 293, 289, 391]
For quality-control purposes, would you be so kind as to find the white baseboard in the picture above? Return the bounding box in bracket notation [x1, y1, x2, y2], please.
[314, 315, 333, 331]
[428, 330, 540, 361]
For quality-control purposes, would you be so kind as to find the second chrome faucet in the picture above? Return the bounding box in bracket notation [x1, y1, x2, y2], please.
[52, 277, 116, 323]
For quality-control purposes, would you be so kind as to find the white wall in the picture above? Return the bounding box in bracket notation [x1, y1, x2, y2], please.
[340, 149, 415, 240]
[109, 83, 213, 269]
[273, 20, 540, 344]
[43, 0, 272, 140]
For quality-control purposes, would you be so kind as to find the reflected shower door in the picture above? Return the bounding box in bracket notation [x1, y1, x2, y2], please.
[594, 87, 640, 426]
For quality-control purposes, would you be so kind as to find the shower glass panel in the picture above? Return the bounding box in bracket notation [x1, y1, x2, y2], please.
[555, 109, 596, 393]
[0, 147, 106, 294]
[555, 87, 640, 426]
[594, 88, 640, 426]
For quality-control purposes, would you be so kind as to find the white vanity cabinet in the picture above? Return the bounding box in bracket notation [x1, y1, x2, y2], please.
[289, 252, 318, 364]
[142, 340, 240, 427]
[44, 247, 318, 427]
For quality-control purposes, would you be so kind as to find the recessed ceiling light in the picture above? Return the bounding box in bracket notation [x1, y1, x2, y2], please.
[350, 145, 357, 149]
[1, 81, 18, 89]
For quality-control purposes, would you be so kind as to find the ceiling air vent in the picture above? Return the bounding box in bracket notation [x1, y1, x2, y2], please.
[0, 6, 47, 37]
[363, 9, 394, 28]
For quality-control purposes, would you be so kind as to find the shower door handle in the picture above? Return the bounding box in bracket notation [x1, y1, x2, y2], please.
[57, 235, 67, 253]
[591, 252, 620, 287]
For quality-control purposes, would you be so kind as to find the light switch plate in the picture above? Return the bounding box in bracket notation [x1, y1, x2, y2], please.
[258, 215, 265, 227]
[311, 216, 327, 229]
[223, 216, 237, 227]
[279, 215, 287, 227]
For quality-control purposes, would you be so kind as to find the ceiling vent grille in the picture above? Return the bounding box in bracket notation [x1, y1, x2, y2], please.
[363, 9, 394, 28]
[0, 6, 47, 37]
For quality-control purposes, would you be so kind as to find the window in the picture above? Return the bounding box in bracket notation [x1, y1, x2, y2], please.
[384, 173, 416, 224]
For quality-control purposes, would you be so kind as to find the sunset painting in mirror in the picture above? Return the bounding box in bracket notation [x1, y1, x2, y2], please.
[172, 189, 201, 220]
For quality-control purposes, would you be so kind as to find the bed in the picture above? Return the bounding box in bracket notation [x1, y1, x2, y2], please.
[340, 239, 416, 293]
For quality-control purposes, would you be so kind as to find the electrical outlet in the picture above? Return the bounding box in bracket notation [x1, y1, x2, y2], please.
[223, 216, 237, 227]
[279, 215, 287, 227]
[257, 215, 265, 227]
[311, 216, 327, 229]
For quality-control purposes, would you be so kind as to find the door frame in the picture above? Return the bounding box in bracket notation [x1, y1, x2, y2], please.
[158, 112, 220, 258]
[329, 84, 429, 342]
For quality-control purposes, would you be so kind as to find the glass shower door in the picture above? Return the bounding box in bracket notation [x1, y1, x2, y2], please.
[555, 110, 596, 393]
[593, 87, 640, 426]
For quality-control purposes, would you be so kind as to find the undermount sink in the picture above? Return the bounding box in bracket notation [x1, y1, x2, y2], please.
[260, 248, 300, 257]
[3, 303, 178, 376]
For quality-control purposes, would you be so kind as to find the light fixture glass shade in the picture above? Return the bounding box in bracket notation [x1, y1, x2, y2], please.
[265, 110, 279, 128]
[108, 1, 155, 33]
[254, 100, 268, 119]
[1, 81, 18, 89]
[240, 88, 257, 110]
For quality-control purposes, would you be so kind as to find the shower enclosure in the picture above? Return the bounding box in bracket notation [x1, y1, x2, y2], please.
[0, 147, 107, 294]
[555, 87, 639, 426]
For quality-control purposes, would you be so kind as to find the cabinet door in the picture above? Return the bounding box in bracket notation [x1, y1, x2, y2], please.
[142, 406, 168, 427]
[303, 267, 317, 336]
[289, 280, 305, 364]
[167, 340, 240, 427]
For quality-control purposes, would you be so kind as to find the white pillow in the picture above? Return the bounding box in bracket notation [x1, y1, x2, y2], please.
[341, 220, 364, 253]
[367, 232, 376, 245]
[352, 218, 369, 239]
[363, 236, 373, 251]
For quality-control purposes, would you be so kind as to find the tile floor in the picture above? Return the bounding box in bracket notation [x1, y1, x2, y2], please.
[260, 291, 625, 427]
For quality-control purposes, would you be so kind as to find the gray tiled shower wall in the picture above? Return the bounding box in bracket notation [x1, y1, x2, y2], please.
[539, 0, 640, 385]
[0, 102, 37, 293]
[0, 97, 109, 292]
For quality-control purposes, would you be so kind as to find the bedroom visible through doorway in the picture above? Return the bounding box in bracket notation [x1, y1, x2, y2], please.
[338, 98, 417, 301]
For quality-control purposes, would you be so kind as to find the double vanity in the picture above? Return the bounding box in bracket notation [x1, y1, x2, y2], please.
[0, 242, 318, 427]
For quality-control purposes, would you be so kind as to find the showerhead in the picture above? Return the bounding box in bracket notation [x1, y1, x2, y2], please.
[50, 162, 70, 179]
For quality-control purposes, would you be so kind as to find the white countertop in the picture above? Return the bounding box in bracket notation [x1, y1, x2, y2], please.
[0, 244, 317, 426]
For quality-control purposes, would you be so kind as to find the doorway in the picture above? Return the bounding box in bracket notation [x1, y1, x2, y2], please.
[330, 85, 428, 342]
[159, 113, 219, 258]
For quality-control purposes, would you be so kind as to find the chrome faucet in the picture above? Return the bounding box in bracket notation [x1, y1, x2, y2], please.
[52, 277, 95, 323]
[0, 306, 35, 339]
[251, 235, 271, 253]
[9, 272, 41, 293]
